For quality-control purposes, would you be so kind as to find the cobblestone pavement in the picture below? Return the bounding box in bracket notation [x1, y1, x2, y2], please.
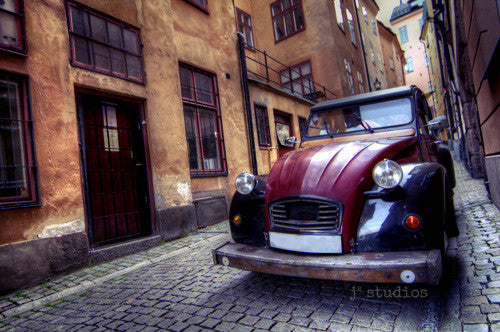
[0, 160, 499, 331]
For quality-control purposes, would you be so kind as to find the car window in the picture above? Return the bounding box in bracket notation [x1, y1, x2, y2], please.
[306, 98, 413, 138]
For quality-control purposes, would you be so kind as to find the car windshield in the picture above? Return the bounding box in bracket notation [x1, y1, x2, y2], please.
[306, 98, 413, 138]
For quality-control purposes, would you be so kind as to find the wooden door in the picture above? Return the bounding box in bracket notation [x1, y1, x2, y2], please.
[78, 94, 151, 246]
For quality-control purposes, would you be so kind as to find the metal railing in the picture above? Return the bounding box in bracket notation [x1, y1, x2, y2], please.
[241, 42, 337, 103]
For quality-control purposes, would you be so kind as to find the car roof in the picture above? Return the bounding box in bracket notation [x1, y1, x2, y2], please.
[310, 85, 419, 113]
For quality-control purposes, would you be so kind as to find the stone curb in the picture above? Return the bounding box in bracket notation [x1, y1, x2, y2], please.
[0, 233, 229, 319]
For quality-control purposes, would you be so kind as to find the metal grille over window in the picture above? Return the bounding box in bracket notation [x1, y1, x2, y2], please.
[179, 63, 227, 176]
[67, 1, 144, 83]
[270, 197, 343, 233]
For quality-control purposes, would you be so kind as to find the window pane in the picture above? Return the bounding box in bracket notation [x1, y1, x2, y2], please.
[199, 109, 221, 170]
[179, 67, 194, 99]
[183, 107, 201, 170]
[273, 16, 284, 40]
[255, 105, 270, 146]
[110, 49, 126, 75]
[126, 54, 141, 79]
[293, 7, 304, 30]
[123, 29, 138, 53]
[282, 0, 290, 9]
[272, 2, 281, 16]
[74, 36, 92, 64]
[301, 62, 311, 75]
[107, 22, 123, 49]
[195, 72, 214, 104]
[93, 42, 110, 70]
[90, 15, 107, 42]
[0, 12, 19, 46]
[70, 6, 88, 35]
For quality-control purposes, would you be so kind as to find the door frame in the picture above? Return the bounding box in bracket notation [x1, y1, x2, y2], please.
[75, 88, 156, 247]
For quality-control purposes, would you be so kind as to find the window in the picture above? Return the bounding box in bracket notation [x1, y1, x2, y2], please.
[371, 18, 377, 34]
[346, 9, 356, 45]
[179, 63, 226, 176]
[404, 57, 414, 73]
[0, 0, 26, 54]
[237, 8, 254, 48]
[344, 59, 355, 95]
[0, 71, 39, 209]
[66, 1, 144, 83]
[280, 60, 313, 98]
[389, 57, 395, 70]
[271, 0, 305, 41]
[334, 0, 344, 30]
[428, 81, 433, 91]
[424, 52, 429, 67]
[184, 0, 208, 12]
[362, 7, 368, 22]
[357, 71, 365, 94]
[254, 104, 271, 147]
[398, 25, 408, 43]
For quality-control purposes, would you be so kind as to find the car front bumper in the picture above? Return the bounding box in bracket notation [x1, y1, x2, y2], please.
[213, 242, 442, 285]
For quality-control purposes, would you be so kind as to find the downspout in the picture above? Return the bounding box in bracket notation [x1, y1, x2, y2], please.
[354, 3, 372, 91]
[237, 32, 258, 175]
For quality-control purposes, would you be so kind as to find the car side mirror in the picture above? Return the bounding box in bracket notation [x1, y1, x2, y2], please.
[427, 116, 448, 132]
[283, 136, 297, 147]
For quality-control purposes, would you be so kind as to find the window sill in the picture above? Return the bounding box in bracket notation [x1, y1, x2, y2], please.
[0, 201, 42, 211]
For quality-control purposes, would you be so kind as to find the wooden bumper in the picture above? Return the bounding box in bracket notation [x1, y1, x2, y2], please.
[213, 242, 442, 285]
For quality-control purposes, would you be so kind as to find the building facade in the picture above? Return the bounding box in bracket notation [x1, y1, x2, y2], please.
[0, 0, 405, 293]
[378, 21, 406, 89]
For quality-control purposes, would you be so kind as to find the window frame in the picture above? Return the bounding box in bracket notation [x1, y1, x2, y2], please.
[0, 71, 40, 209]
[0, 0, 27, 55]
[179, 62, 227, 177]
[184, 0, 209, 14]
[404, 57, 414, 73]
[236, 8, 255, 49]
[334, 0, 344, 31]
[254, 103, 271, 148]
[344, 59, 355, 96]
[346, 8, 357, 45]
[279, 60, 314, 98]
[65, 0, 145, 84]
[399, 25, 409, 43]
[270, 0, 305, 42]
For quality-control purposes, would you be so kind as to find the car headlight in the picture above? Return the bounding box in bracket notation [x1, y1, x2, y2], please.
[372, 159, 403, 189]
[235, 172, 255, 195]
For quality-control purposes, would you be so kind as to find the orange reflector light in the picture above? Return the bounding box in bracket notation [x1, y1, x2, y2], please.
[405, 215, 421, 230]
[232, 214, 242, 226]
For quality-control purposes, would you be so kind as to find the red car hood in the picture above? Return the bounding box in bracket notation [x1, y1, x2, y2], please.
[265, 136, 419, 251]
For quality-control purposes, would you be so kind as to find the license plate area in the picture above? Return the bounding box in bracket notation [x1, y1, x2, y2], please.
[269, 232, 342, 254]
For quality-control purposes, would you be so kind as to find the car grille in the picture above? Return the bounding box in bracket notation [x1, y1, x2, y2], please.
[269, 197, 343, 233]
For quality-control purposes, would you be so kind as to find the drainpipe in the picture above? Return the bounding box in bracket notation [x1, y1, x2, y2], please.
[237, 32, 258, 175]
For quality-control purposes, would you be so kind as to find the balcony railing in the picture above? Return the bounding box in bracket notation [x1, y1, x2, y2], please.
[241, 41, 337, 103]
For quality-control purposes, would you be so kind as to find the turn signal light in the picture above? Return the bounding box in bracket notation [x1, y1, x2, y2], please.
[405, 215, 421, 230]
[232, 214, 242, 226]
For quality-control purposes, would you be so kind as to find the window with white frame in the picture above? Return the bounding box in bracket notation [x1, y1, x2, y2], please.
[344, 59, 355, 95]
[357, 71, 365, 94]
[346, 9, 356, 45]
[404, 57, 414, 73]
[334, 0, 344, 30]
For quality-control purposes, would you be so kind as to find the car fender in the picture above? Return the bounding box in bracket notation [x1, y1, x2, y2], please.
[356, 163, 447, 253]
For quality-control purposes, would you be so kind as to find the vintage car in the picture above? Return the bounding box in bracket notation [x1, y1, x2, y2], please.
[213, 85, 458, 285]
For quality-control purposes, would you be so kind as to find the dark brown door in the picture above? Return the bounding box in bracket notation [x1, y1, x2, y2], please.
[78, 93, 151, 246]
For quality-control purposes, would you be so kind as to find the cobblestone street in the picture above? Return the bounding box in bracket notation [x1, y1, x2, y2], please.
[0, 160, 499, 331]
